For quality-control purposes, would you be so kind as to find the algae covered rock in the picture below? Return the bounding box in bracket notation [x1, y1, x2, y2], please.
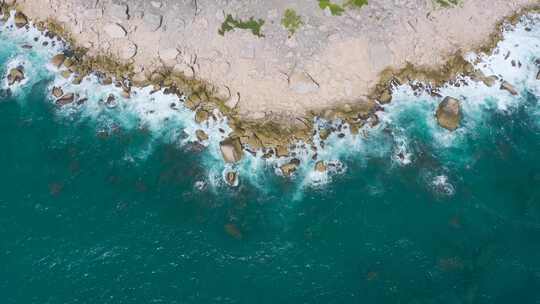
[50, 54, 66, 68]
[14, 12, 28, 28]
[219, 137, 243, 163]
[436, 96, 462, 131]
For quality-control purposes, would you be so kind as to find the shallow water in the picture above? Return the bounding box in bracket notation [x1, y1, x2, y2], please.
[1, 12, 540, 304]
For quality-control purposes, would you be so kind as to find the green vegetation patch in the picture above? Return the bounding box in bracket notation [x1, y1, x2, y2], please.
[433, 0, 462, 8]
[281, 9, 304, 37]
[345, 0, 368, 9]
[218, 14, 265, 38]
[318, 0, 345, 16]
[318, 0, 368, 16]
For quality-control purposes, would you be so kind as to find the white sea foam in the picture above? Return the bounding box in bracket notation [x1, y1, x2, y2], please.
[0, 10, 539, 191]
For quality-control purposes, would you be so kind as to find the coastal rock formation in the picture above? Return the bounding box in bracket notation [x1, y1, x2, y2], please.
[14, 12, 27, 28]
[219, 137, 243, 163]
[50, 54, 65, 68]
[56, 93, 75, 106]
[280, 158, 300, 177]
[225, 171, 238, 187]
[52, 86, 63, 98]
[315, 161, 327, 173]
[7, 67, 24, 85]
[104, 23, 126, 38]
[500, 81, 519, 95]
[288, 71, 319, 94]
[436, 96, 462, 131]
[195, 129, 208, 141]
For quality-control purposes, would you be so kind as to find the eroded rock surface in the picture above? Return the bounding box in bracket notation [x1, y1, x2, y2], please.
[436, 96, 462, 131]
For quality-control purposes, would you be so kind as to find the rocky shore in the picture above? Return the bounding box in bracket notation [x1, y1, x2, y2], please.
[2, 0, 540, 183]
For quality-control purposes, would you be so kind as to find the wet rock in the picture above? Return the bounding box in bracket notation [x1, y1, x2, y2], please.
[436, 96, 462, 131]
[14, 12, 28, 28]
[52, 86, 63, 98]
[50, 54, 65, 68]
[7, 67, 24, 85]
[280, 158, 300, 177]
[537, 69, 540, 80]
[61, 70, 71, 78]
[500, 81, 518, 95]
[105, 94, 118, 108]
[219, 137, 243, 163]
[225, 171, 238, 187]
[319, 128, 331, 140]
[194, 109, 209, 124]
[104, 23, 127, 38]
[56, 93, 75, 106]
[101, 77, 113, 85]
[481, 75, 498, 87]
[288, 70, 319, 94]
[72, 76, 82, 85]
[195, 129, 208, 141]
[315, 161, 327, 172]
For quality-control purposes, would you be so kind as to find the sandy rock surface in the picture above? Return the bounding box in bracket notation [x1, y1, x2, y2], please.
[17, 0, 537, 123]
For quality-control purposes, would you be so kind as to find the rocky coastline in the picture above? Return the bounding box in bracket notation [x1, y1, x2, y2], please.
[2, 1, 540, 184]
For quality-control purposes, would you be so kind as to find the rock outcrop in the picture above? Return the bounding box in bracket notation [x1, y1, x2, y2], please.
[280, 158, 300, 176]
[7, 67, 24, 85]
[56, 93, 75, 106]
[436, 96, 462, 131]
[219, 137, 243, 163]
[50, 54, 65, 68]
[500, 81, 518, 95]
[14, 12, 28, 28]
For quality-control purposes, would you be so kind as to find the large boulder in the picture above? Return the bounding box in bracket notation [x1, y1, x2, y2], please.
[436, 96, 462, 131]
[14, 12, 28, 28]
[50, 54, 65, 68]
[52, 86, 63, 98]
[219, 137, 243, 163]
[225, 171, 239, 187]
[195, 129, 208, 141]
[280, 158, 300, 177]
[314, 161, 327, 172]
[56, 93, 75, 106]
[7, 67, 24, 85]
[194, 109, 209, 124]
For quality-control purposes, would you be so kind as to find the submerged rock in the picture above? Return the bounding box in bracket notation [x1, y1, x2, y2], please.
[224, 223, 242, 240]
[14, 12, 28, 28]
[50, 54, 65, 68]
[7, 67, 24, 86]
[436, 96, 462, 131]
[500, 81, 518, 95]
[219, 137, 243, 163]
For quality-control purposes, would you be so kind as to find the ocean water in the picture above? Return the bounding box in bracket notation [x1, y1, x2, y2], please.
[1, 11, 540, 304]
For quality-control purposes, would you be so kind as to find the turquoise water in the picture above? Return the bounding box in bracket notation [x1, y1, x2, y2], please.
[1, 13, 540, 304]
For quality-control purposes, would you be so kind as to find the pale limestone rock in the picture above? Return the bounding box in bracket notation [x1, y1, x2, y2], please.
[159, 48, 179, 62]
[150, 1, 163, 9]
[50, 54, 65, 68]
[143, 12, 162, 31]
[288, 70, 319, 94]
[119, 41, 137, 60]
[103, 23, 127, 38]
[173, 63, 194, 79]
[84, 9, 103, 20]
[109, 0, 129, 20]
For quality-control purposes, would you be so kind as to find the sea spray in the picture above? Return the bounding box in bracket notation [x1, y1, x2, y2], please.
[0, 10, 539, 193]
